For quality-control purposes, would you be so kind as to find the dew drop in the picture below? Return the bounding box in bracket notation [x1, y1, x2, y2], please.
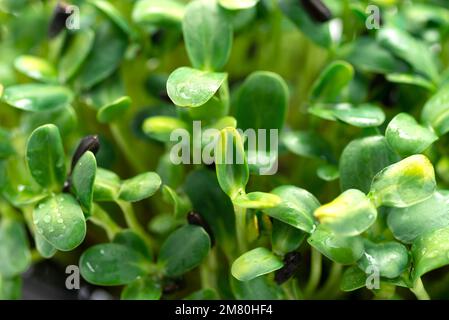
[44, 215, 51, 223]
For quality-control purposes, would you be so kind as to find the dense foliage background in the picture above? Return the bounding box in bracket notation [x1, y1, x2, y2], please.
[1, 0, 449, 300]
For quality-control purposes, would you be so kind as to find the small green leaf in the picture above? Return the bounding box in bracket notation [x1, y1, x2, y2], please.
[35, 232, 57, 259]
[231, 275, 284, 300]
[358, 241, 409, 279]
[2, 84, 73, 112]
[33, 194, 86, 251]
[113, 229, 153, 260]
[369, 155, 436, 208]
[89, 0, 133, 37]
[14, 55, 57, 83]
[340, 37, 398, 74]
[26, 124, 66, 190]
[309, 103, 385, 128]
[265, 185, 319, 233]
[386, 73, 437, 92]
[59, 29, 95, 83]
[340, 266, 367, 292]
[158, 224, 210, 277]
[161, 185, 191, 220]
[93, 168, 121, 202]
[77, 22, 127, 90]
[231, 247, 283, 281]
[388, 191, 449, 244]
[233, 192, 281, 209]
[315, 189, 377, 237]
[378, 27, 439, 83]
[282, 130, 333, 162]
[218, 0, 259, 10]
[340, 136, 400, 193]
[317, 164, 339, 181]
[215, 127, 249, 200]
[121, 276, 162, 300]
[119, 172, 162, 202]
[307, 225, 364, 264]
[97, 96, 131, 124]
[386, 113, 438, 157]
[279, 0, 331, 48]
[72, 151, 97, 214]
[183, 0, 232, 70]
[412, 226, 449, 284]
[310, 61, 354, 103]
[271, 219, 306, 256]
[80, 243, 149, 286]
[235, 71, 289, 132]
[167, 67, 227, 107]
[0, 219, 31, 277]
[132, 0, 185, 26]
[421, 84, 449, 136]
[143, 116, 189, 142]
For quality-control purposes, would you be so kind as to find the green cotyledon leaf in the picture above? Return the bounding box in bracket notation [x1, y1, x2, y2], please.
[215, 127, 249, 200]
[265, 185, 319, 233]
[235, 71, 289, 133]
[182, 0, 233, 70]
[121, 276, 162, 300]
[167, 67, 227, 108]
[0, 219, 31, 277]
[132, 0, 185, 26]
[158, 224, 210, 277]
[421, 83, 449, 136]
[369, 155, 436, 208]
[118, 172, 162, 202]
[33, 194, 86, 251]
[412, 226, 449, 284]
[71, 151, 97, 215]
[80, 243, 150, 286]
[310, 61, 354, 103]
[386, 113, 438, 157]
[307, 225, 364, 265]
[231, 247, 283, 281]
[358, 240, 409, 279]
[218, 0, 259, 10]
[13, 55, 57, 83]
[26, 124, 66, 190]
[2, 84, 73, 112]
[388, 191, 449, 244]
[339, 135, 400, 193]
[314, 189, 377, 237]
[377, 27, 439, 83]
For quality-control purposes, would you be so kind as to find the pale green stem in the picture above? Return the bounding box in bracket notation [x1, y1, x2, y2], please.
[90, 204, 122, 240]
[117, 200, 153, 250]
[110, 123, 146, 174]
[314, 262, 343, 299]
[234, 204, 248, 254]
[411, 278, 431, 300]
[200, 248, 218, 291]
[305, 247, 322, 296]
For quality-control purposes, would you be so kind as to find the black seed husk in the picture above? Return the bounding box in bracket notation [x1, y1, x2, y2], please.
[300, 0, 332, 23]
[71, 135, 100, 171]
[275, 252, 301, 285]
[187, 211, 215, 246]
[48, 2, 72, 38]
